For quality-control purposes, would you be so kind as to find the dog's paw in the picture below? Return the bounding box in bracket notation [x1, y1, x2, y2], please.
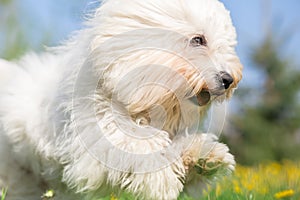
[180, 133, 235, 179]
[194, 142, 235, 178]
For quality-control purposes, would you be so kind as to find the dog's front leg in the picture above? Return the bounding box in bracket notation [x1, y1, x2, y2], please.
[64, 96, 233, 199]
[100, 119, 187, 200]
[171, 133, 235, 196]
[101, 124, 234, 199]
[62, 104, 188, 200]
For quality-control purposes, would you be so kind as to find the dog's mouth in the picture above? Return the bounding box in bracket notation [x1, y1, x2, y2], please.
[189, 88, 227, 106]
[191, 71, 234, 106]
[196, 90, 211, 106]
[189, 89, 211, 106]
[188, 71, 234, 106]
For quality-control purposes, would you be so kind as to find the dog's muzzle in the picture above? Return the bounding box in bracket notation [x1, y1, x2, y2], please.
[191, 71, 233, 106]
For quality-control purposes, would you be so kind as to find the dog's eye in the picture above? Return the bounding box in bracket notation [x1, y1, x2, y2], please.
[190, 35, 207, 47]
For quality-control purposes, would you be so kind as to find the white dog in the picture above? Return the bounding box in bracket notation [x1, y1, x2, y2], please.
[0, 0, 242, 199]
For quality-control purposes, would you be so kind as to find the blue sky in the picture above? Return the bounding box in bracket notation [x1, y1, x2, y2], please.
[223, 0, 300, 87]
[2, 0, 300, 87]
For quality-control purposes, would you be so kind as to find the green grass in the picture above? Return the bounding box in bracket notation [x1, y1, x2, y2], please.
[99, 161, 300, 200]
[4, 161, 300, 200]
[1, 188, 7, 200]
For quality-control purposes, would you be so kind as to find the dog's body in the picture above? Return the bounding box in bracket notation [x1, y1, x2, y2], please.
[0, 0, 242, 199]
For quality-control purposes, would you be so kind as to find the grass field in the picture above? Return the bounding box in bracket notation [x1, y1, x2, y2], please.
[97, 161, 300, 200]
[103, 161, 300, 200]
[1, 161, 299, 200]
[198, 160, 300, 200]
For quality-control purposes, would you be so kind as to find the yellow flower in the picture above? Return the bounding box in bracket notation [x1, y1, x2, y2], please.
[216, 184, 221, 196]
[232, 180, 241, 194]
[110, 193, 118, 200]
[42, 189, 55, 198]
[234, 185, 241, 194]
[274, 189, 295, 199]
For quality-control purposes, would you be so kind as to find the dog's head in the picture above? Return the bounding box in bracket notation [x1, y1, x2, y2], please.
[87, 0, 243, 134]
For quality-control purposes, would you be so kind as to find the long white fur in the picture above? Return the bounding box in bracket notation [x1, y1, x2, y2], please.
[0, 0, 242, 199]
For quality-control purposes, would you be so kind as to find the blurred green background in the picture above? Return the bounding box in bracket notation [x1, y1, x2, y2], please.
[0, 0, 300, 166]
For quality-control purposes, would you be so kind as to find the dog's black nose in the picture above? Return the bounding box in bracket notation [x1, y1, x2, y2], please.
[220, 72, 233, 89]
